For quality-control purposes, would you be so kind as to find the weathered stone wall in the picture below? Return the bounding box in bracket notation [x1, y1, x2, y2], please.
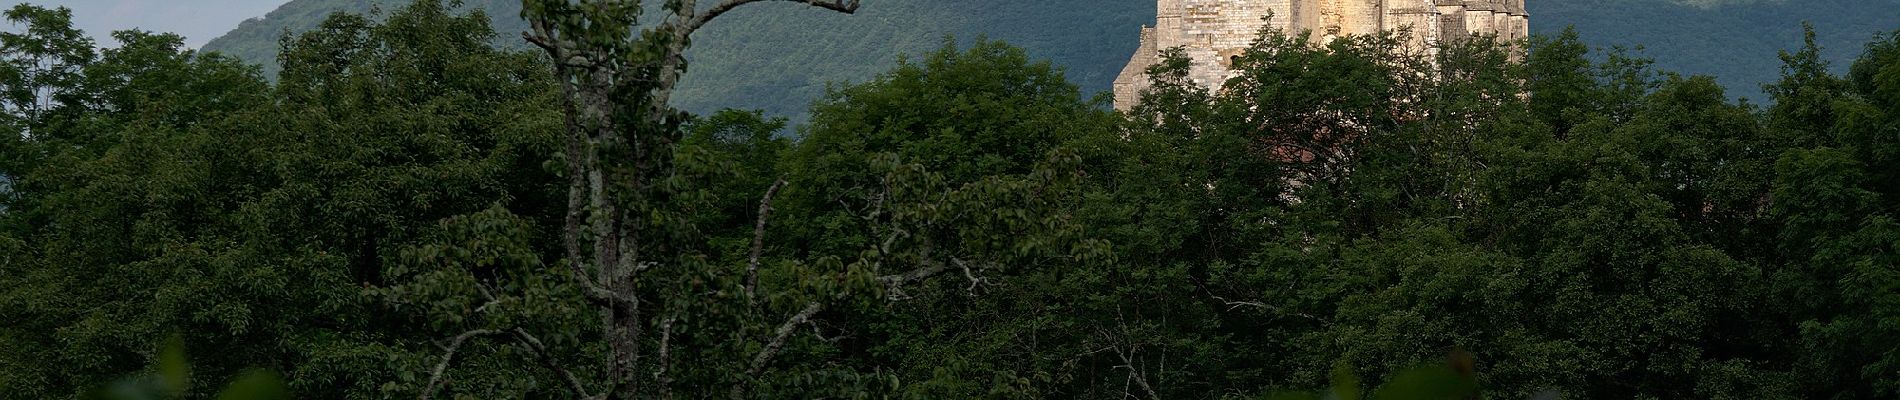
[1174, 0, 1289, 90]
[1436, 1, 1469, 42]
[1113, 27, 1161, 110]
[1385, 0, 1443, 52]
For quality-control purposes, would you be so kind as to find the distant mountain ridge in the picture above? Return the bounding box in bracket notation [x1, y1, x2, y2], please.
[202, 0, 1900, 119]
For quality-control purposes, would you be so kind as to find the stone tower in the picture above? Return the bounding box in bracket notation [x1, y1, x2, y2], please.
[1113, 0, 1530, 110]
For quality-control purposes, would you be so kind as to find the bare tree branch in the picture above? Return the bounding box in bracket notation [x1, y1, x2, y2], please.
[519, 1, 865, 398]
[523, 16, 560, 54]
[648, 0, 864, 124]
[731, 301, 824, 399]
[745, 178, 789, 302]
[749, 301, 824, 374]
[808, 321, 849, 343]
[877, 256, 996, 292]
[1090, 318, 1163, 400]
[467, 283, 598, 399]
[654, 316, 678, 400]
[1112, 343, 1161, 400]
[1210, 295, 1322, 322]
[523, 31, 559, 53]
[876, 261, 949, 287]
[954, 258, 990, 293]
[512, 328, 598, 400]
[874, 227, 946, 288]
[420, 329, 501, 400]
[688, 0, 861, 33]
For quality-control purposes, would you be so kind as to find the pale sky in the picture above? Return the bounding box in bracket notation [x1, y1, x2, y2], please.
[15, 0, 292, 48]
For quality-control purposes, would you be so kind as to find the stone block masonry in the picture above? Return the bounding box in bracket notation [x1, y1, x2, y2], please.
[1113, 0, 1529, 110]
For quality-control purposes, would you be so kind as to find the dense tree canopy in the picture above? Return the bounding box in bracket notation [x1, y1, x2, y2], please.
[2, 1, 1899, 399]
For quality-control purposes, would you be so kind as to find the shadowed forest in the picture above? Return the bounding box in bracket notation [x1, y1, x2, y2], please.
[2, 0, 1899, 399]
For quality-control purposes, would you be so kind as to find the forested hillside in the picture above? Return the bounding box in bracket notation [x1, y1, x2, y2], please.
[200, 0, 1900, 118]
[201, 0, 1151, 119]
[1551, 0, 1900, 102]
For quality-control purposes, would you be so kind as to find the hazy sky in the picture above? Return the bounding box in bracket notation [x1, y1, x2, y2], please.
[19, 0, 292, 48]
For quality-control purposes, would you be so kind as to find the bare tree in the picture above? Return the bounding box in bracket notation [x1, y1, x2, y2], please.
[416, 2, 1095, 399]
[422, 1, 865, 399]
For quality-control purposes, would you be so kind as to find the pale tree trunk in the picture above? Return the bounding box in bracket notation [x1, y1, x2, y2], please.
[520, 1, 863, 399]
[426, 2, 1043, 399]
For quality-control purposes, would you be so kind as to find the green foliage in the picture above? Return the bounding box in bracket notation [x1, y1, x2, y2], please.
[765, 38, 1115, 398]
[1263, 363, 1480, 400]
[6, 0, 1900, 399]
[81, 335, 289, 400]
[1769, 28, 1900, 398]
[0, 1, 559, 398]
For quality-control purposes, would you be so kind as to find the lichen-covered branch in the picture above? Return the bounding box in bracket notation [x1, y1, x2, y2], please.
[511, 328, 598, 400]
[731, 301, 825, 399]
[420, 329, 502, 400]
[654, 316, 678, 400]
[519, 1, 865, 398]
[1113, 345, 1162, 400]
[745, 178, 788, 302]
